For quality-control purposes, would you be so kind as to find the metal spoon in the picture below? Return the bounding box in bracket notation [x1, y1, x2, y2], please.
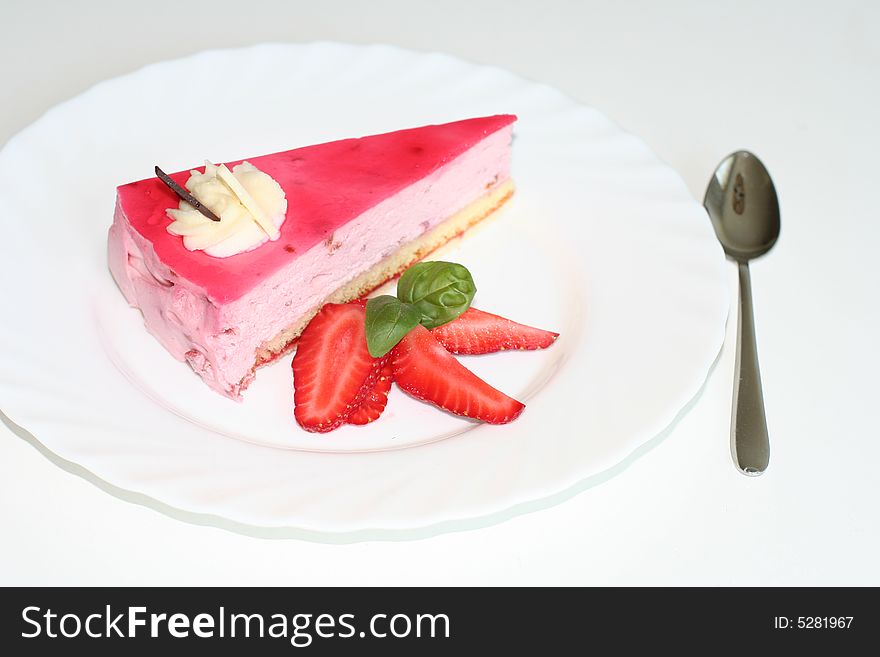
[703, 151, 780, 475]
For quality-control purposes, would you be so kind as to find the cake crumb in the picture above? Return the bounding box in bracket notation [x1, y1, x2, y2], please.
[324, 233, 342, 253]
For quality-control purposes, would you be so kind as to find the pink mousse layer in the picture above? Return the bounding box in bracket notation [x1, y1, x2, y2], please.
[108, 116, 515, 399]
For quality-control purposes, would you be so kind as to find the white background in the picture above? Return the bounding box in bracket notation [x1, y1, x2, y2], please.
[2, 0, 878, 585]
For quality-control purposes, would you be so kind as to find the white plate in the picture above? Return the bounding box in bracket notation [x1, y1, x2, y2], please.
[0, 42, 728, 539]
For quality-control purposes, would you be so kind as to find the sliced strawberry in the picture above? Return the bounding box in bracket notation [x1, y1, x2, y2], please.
[347, 360, 393, 425]
[431, 307, 559, 355]
[391, 325, 524, 424]
[292, 303, 382, 433]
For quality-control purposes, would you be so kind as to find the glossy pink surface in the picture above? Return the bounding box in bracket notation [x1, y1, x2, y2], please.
[117, 115, 516, 304]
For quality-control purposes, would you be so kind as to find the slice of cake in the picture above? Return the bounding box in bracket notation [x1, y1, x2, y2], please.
[107, 115, 516, 399]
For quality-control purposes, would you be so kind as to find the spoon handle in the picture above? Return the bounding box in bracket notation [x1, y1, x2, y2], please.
[732, 261, 770, 474]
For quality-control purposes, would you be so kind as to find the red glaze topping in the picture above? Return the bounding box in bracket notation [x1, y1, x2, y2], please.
[117, 115, 516, 303]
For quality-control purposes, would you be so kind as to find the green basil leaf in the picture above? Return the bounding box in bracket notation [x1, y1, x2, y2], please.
[364, 295, 422, 358]
[397, 261, 476, 329]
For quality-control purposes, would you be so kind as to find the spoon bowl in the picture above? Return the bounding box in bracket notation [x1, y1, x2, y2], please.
[704, 151, 780, 261]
